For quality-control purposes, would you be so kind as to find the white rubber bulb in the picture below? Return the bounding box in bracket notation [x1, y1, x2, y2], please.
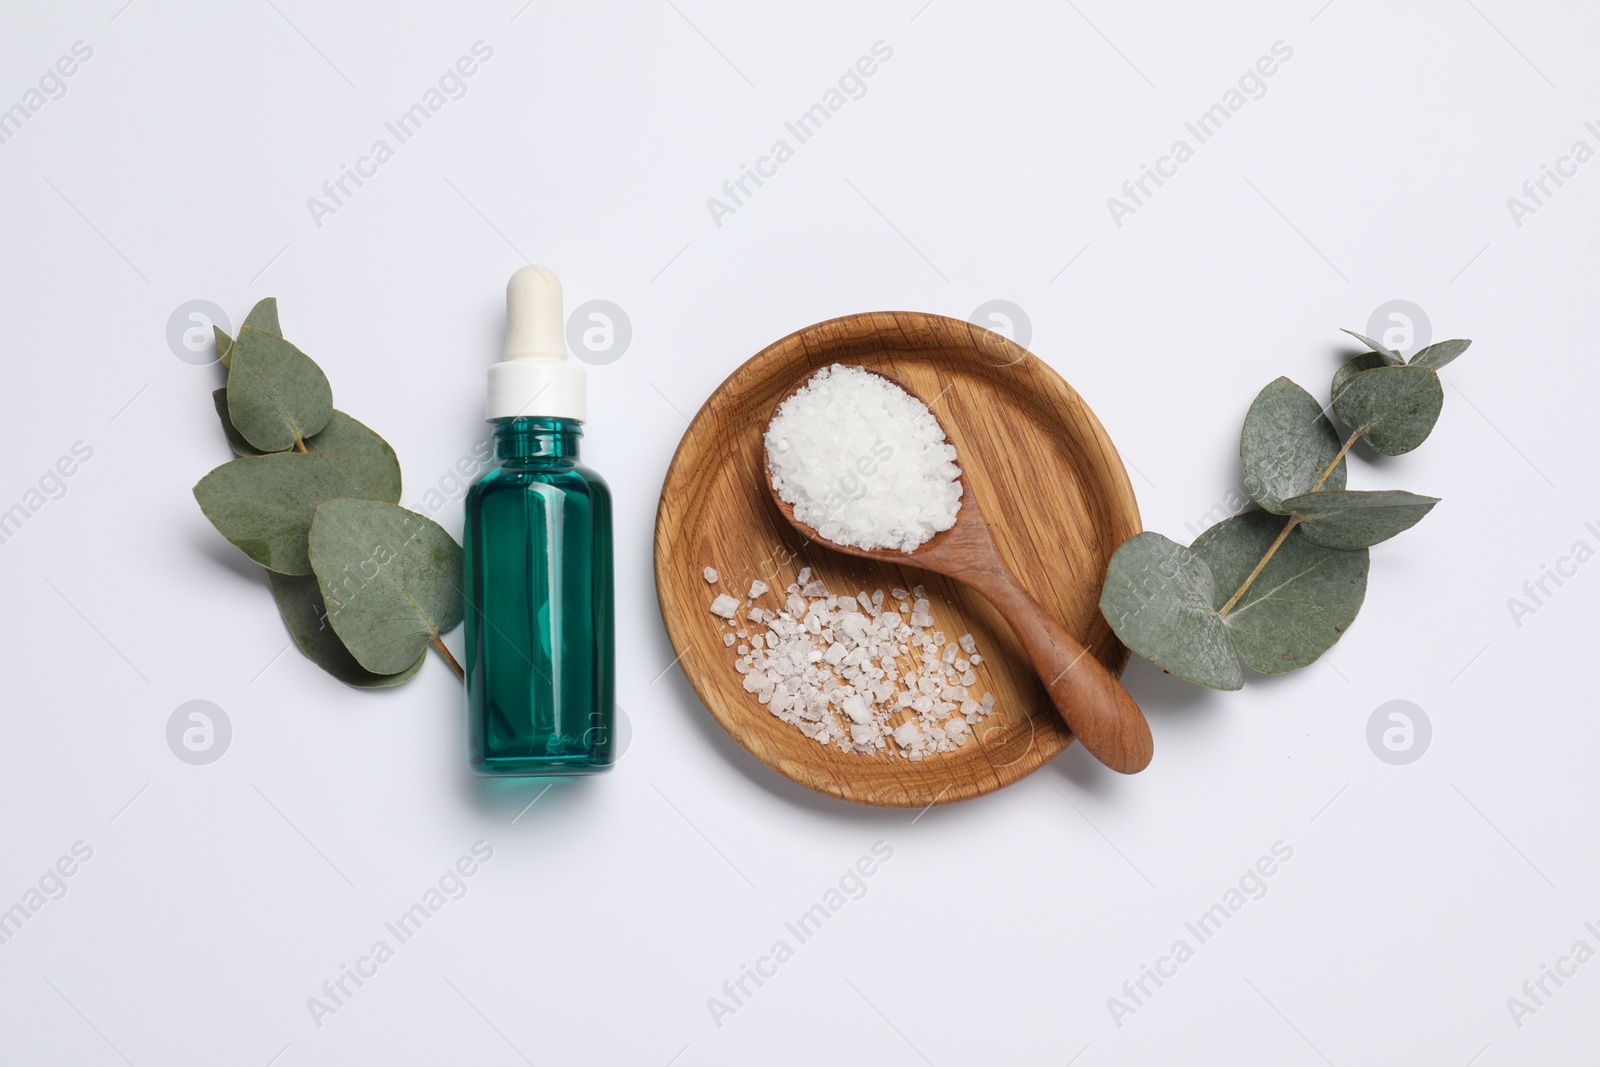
[504, 265, 568, 360]
[485, 265, 586, 421]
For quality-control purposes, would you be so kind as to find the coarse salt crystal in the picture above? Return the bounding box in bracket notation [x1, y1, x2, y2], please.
[703, 567, 718, 583]
[709, 594, 739, 618]
[748, 580, 769, 599]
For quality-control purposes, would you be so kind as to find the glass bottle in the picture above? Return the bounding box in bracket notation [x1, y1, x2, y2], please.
[464, 268, 614, 776]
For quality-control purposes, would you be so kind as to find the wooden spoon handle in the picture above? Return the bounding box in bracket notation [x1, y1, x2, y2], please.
[974, 571, 1153, 774]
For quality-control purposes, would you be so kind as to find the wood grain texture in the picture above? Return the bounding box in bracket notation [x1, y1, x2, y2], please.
[653, 311, 1142, 807]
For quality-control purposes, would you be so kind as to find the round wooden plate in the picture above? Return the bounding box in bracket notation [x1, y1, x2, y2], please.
[653, 312, 1141, 807]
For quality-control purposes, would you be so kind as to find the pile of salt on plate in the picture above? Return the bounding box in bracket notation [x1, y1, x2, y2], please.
[764, 364, 962, 553]
[707, 567, 999, 759]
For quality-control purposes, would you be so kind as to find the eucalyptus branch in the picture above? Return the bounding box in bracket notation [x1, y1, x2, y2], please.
[195, 297, 467, 689]
[1098, 330, 1468, 691]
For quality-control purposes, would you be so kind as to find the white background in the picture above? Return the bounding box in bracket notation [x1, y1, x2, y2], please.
[1, 0, 1595, 1063]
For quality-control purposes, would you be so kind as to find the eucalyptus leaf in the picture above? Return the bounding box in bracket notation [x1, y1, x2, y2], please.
[193, 452, 385, 574]
[1099, 532, 1242, 690]
[1331, 351, 1387, 397]
[268, 570, 425, 687]
[1240, 377, 1348, 514]
[226, 327, 333, 452]
[213, 388, 264, 456]
[1339, 328, 1405, 365]
[1192, 511, 1368, 675]
[216, 299, 280, 369]
[303, 412, 402, 503]
[1330, 364, 1444, 456]
[1282, 489, 1439, 550]
[244, 297, 280, 336]
[1410, 338, 1471, 370]
[308, 499, 464, 675]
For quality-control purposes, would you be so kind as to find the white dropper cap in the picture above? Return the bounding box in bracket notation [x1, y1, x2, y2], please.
[486, 265, 586, 421]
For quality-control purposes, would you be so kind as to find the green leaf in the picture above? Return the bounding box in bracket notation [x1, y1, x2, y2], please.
[1282, 489, 1439, 550]
[1193, 511, 1368, 675]
[244, 297, 281, 337]
[1410, 338, 1471, 370]
[1240, 377, 1347, 514]
[308, 499, 464, 675]
[211, 395, 399, 502]
[1330, 364, 1444, 456]
[1340, 328, 1405, 365]
[193, 452, 385, 574]
[213, 388, 265, 456]
[302, 412, 402, 503]
[268, 571, 425, 687]
[217, 299, 280, 369]
[225, 327, 333, 452]
[1332, 351, 1387, 397]
[1099, 532, 1242, 690]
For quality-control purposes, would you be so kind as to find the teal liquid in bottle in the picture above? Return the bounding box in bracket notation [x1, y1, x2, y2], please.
[465, 267, 615, 776]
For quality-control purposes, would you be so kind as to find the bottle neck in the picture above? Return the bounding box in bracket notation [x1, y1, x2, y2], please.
[493, 417, 582, 465]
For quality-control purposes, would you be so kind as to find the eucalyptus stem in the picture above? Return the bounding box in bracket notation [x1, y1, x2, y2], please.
[1218, 426, 1365, 617]
[1309, 428, 1363, 492]
[1218, 517, 1300, 616]
[431, 636, 465, 681]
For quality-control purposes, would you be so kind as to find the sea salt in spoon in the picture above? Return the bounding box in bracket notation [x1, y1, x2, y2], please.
[763, 368, 1153, 775]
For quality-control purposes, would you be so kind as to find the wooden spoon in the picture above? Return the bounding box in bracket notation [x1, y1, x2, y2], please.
[763, 369, 1153, 775]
